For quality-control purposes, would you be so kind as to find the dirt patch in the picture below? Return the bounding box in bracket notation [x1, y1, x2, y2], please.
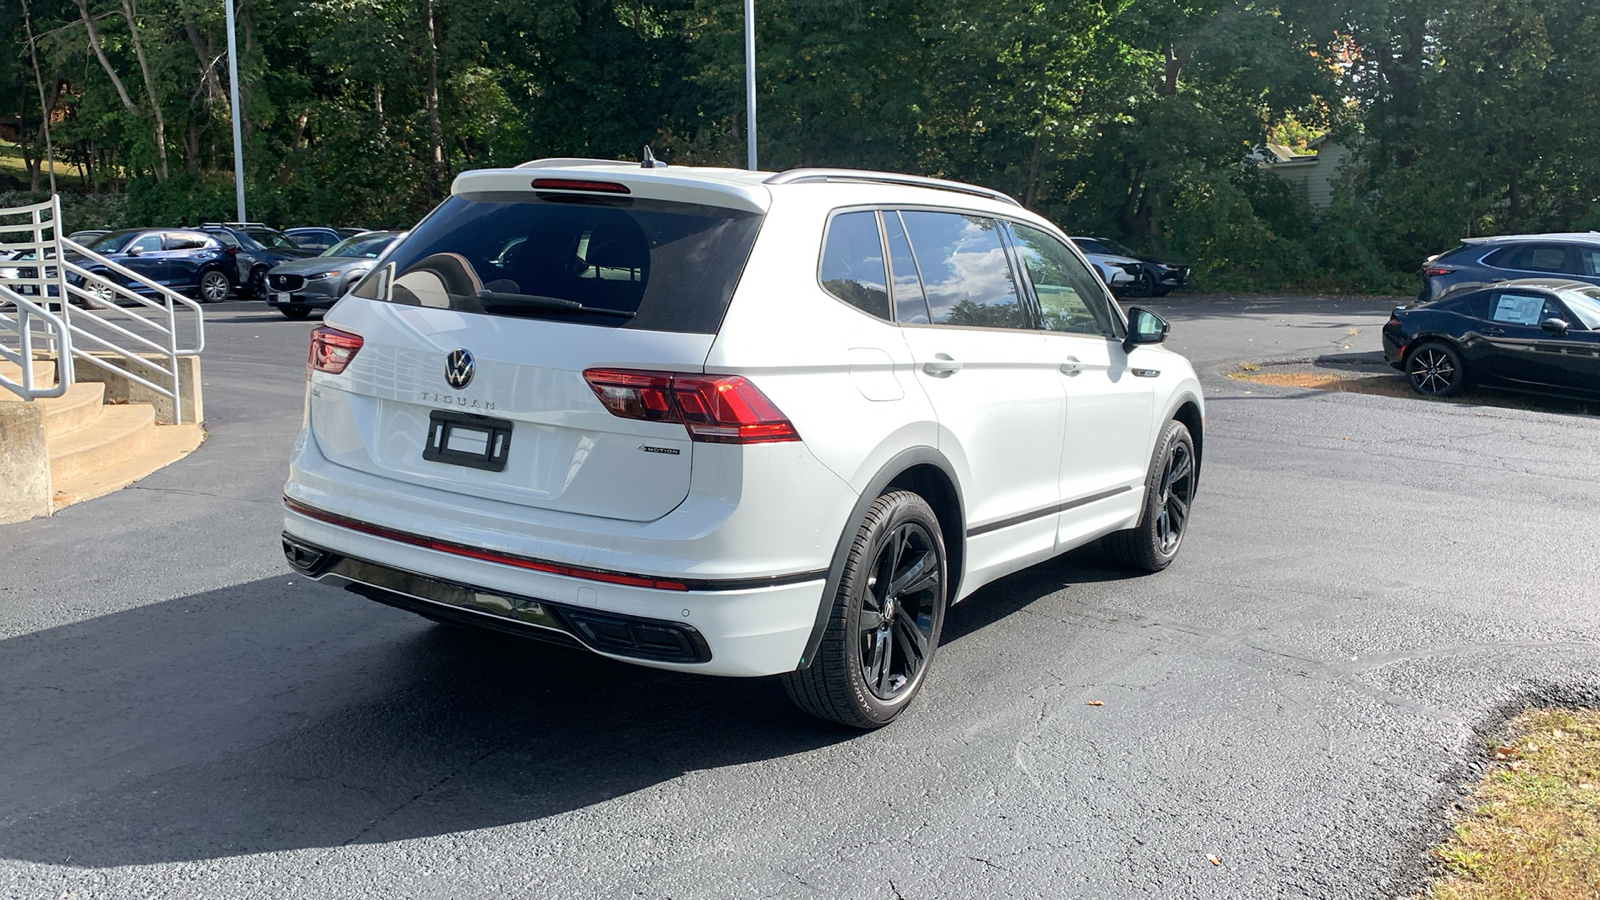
[1229, 370, 1414, 398]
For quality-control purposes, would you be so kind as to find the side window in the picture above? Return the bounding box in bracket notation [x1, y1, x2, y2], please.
[128, 233, 163, 253]
[1489, 292, 1559, 326]
[1566, 246, 1600, 277]
[818, 211, 890, 321]
[1011, 224, 1116, 337]
[883, 211, 930, 324]
[210, 230, 241, 250]
[165, 232, 211, 251]
[1493, 244, 1567, 273]
[899, 210, 1029, 330]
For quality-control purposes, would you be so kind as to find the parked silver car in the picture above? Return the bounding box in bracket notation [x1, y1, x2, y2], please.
[265, 231, 402, 319]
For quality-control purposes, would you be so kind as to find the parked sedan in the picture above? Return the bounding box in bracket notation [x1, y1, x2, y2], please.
[1382, 278, 1600, 400]
[69, 229, 239, 303]
[1418, 233, 1600, 303]
[1072, 237, 1189, 296]
[264, 231, 401, 319]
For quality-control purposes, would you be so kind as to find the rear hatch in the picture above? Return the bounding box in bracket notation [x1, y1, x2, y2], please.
[309, 170, 767, 522]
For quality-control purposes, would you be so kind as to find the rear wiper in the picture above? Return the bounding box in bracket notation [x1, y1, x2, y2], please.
[474, 290, 635, 319]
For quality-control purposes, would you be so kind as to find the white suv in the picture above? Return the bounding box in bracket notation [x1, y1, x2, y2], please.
[281, 160, 1204, 727]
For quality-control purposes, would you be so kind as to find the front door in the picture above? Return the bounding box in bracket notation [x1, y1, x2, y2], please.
[1007, 223, 1153, 544]
[1476, 290, 1596, 393]
[885, 209, 1066, 593]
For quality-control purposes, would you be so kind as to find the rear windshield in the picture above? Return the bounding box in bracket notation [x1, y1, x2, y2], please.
[350, 192, 764, 333]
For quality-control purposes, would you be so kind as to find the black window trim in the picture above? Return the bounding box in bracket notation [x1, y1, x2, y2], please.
[814, 206, 896, 324]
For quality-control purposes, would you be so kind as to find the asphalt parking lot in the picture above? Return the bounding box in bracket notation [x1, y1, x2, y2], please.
[3, 294, 1598, 899]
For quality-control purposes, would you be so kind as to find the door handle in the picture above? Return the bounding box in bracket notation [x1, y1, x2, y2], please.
[922, 353, 962, 376]
[1485, 327, 1505, 336]
[1060, 357, 1083, 376]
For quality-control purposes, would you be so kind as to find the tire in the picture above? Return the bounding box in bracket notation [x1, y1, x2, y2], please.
[198, 269, 231, 303]
[1129, 269, 1157, 298]
[279, 305, 312, 319]
[1101, 419, 1197, 573]
[1405, 341, 1466, 397]
[249, 266, 269, 300]
[782, 491, 948, 729]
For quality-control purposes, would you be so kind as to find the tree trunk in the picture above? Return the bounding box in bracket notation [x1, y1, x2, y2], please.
[1024, 129, 1046, 208]
[425, 0, 445, 184]
[78, 0, 139, 113]
[22, 0, 55, 193]
[118, 0, 168, 180]
[185, 119, 201, 174]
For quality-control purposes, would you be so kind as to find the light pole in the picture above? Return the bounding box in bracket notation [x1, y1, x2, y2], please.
[744, 0, 756, 171]
[224, 0, 246, 222]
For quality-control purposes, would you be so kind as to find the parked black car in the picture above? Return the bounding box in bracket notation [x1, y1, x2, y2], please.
[265, 231, 401, 318]
[1382, 278, 1600, 400]
[200, 222, 318, 299]
[1070, 236, 1189, 296]
[283, 226, 367, 253]
[68, 229, 239, 303]
[1418, 233, 1600, 303]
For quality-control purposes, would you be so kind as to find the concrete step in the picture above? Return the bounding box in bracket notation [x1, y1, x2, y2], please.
[36, 382, 107, 438]
[48, 403, 155, 483]
[52, 422, 205, 510]
[0, 358, 60, 392]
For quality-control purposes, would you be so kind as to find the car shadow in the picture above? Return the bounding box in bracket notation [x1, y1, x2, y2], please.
[942, 545, 1141, 644]
[0, 575, 849, 868]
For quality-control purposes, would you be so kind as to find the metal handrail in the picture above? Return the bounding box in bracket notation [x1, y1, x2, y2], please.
[0, 195, 207, 423]
[0, 283, 74, 400]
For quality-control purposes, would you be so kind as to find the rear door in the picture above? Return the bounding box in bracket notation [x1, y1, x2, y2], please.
[311, 189, 763, 523]
[887, 209, 1065, 568]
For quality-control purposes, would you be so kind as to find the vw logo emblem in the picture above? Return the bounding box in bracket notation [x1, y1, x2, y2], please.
[444, 349, 475, 389]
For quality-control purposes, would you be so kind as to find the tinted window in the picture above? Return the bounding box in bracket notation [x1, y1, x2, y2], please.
[1491, 244, 1569, 273]
[293, 234, 335, 251]
[1014, 224, 1115, 337]
[246, 229, 297, 251]
[1074, 239, 1110, 254]
[1489, 292, 1563, 326]
[209, 230, 241, 250]
[164, 232, 213, 251]
[818, 211, 890, 320]
[1570, 246, 1600, 277]
[883, 211, 930, 324]
[900, 211, 1027, 329]
[351, 193, 763, 334]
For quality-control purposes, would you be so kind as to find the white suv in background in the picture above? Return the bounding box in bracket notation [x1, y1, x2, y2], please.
[281, 160, 1204, 727]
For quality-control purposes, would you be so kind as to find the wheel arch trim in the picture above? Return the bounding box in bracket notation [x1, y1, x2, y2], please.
[795, 446, 965, 671]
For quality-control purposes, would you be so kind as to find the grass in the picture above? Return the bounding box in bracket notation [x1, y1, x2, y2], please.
[0, 141, 83, 188]
[1422, 709, 1600, 900]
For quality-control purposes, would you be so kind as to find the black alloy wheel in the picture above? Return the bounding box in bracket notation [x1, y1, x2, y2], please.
[249, 267, 269, 300]
[1130, 268, 1157, 298]
[199, 270, 231, 303]
[279, 305, 312, 319]
[783, 491, 947, 728]
[1102, 419, 1197, 572]
[1406, 342, 1465, 397]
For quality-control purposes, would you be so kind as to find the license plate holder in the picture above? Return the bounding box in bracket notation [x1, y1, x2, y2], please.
[423, 410, 513, 472]
[275, 292, 292, 303]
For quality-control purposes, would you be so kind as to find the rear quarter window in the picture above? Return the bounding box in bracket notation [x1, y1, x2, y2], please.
[818, 211, 890, 320]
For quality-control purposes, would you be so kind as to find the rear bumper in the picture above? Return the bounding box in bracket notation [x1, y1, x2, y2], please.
[282, 421, 855, 676]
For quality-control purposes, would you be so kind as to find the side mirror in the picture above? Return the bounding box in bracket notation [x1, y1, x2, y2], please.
[1123, 306, 1170, 352]
[1540, 317, 1569, 335]
[125, 245, 141, 257]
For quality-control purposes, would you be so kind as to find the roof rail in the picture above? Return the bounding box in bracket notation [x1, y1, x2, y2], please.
[764, 168, 1021, 207]
[516, 158, 641, 170]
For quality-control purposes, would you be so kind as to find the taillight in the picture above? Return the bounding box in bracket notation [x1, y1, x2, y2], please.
[309, 326, 363, 375]
[1423, 266, 1452, 277]
[583, 369, 800, 444]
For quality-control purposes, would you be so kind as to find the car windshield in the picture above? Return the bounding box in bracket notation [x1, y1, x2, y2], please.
[323, 233, 396, 258]
[350, 193, 763, 333]
[245, 229, 296, 251]
[1101, 239, 1141, 258]
[1556, 287, 1600, 329]
[90, 231, 140, 253]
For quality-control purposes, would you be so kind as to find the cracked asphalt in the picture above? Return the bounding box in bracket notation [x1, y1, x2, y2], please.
[3, 294, 1598, 899]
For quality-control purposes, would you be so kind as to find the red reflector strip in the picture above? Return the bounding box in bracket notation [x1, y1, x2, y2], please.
[530, 178, 632, 194]
[284, 498, 690, 591]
